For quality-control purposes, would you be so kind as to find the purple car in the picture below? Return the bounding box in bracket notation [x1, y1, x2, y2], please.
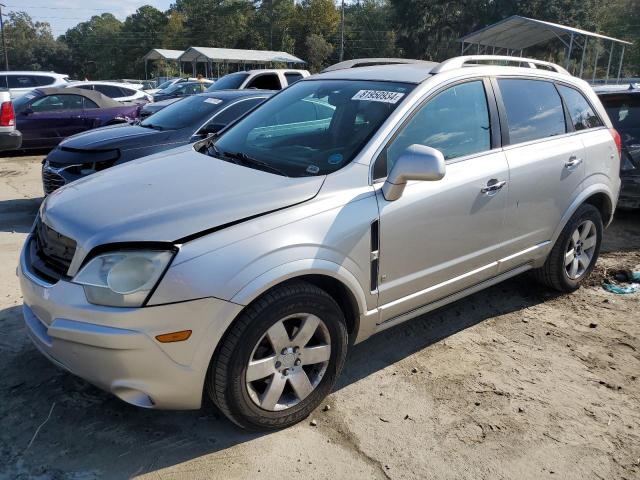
[13, 87, 141, 150]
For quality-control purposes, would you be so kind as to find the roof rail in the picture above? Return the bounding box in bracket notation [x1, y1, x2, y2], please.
[431, 55, 570, 76]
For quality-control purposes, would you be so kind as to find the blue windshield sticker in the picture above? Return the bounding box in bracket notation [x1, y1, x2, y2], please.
[327, 153, 343, 165]
[306, 165, 320, 174]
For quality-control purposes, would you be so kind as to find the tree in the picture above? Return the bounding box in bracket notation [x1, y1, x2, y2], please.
[344, 0, 397, 59]
[120, 6, 168, 77]
[292, 0, 340, 60]
[305, 33, 334, 71]
[59, 14, 124, 79]
[3, 12, 68, 71]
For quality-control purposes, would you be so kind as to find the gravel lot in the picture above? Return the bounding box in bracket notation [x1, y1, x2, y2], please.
[1, 153, 639, 480]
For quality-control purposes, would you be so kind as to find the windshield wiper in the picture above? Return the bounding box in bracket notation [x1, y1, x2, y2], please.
[219, 150, 289, 177]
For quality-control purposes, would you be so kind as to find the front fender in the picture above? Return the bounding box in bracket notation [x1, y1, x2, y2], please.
[230, 258, 369, 317]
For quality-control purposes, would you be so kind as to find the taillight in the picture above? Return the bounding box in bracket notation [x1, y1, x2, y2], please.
[609, 128, 622, 159]
[0, 101, 14, 127]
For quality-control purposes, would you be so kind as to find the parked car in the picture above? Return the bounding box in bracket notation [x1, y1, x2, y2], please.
[0, 89, 21, 150]
[19, 56, 620, 430]
[594, 83, 640, 208]
[13, 87, 141, 150]
[153, 81, 209, 102]
[66, 81, 152, 103]
[0, 71, 70, 98]
[146, 77, 214, 95]
[42, 90, 272, 194]
[139, 97, 183, 119]
[208, 69, 310, 91]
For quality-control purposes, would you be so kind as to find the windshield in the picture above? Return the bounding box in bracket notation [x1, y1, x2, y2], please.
[211, 80, 414, 177]
[156, 80, 176, 90]
[13, 91, 39, 111]
[208, 72, 250, 91]
[141, 95, 226, 130]
[161, 83, 185, 94]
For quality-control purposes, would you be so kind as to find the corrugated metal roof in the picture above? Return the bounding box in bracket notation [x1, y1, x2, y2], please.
[143, 49, 185, 61]
[178, 47, 305, 64]
[460, 16, 632, 50]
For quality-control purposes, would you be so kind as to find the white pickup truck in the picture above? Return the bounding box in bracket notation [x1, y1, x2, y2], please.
[0, 89, 21, 151]
[208, 69, 310, 91]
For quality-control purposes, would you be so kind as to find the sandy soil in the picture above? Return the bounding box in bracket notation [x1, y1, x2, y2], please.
[0, 154, 638, 480]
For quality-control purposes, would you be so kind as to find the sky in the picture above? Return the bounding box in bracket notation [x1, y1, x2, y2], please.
[4, 0, 174, 37]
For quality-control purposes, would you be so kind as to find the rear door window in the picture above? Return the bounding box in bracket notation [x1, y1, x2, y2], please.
[93, 84, 125, 98]
[8, 75, 35, 89]
[31, 94, 84, 112]
[246, 74, 281, 90]
[32, 75, 55, 86]
[498, 79, 566, 144]
[558, 85, 603, 131]
[285, 72, 304, 85]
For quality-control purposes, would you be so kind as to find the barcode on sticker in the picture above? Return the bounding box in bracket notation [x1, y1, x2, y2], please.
[351, 90, 405, 104]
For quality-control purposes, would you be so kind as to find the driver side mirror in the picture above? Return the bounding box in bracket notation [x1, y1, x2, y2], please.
[382, 144, 446, 201]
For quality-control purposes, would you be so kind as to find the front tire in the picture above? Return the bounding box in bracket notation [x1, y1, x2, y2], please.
[533, 203, 603, 292]
[206, 281, 348, 430]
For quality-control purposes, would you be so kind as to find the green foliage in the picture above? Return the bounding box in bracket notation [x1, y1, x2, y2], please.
[1, 0, 638, 80]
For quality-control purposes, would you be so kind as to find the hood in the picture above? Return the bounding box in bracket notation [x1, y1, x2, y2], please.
[41, 145, 324, 253]
[55, 124, 178, 153]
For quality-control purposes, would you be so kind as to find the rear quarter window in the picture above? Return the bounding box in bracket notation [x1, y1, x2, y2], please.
[557, 85, 603, 131]
[32, 75, 55, 87]
[498, 79, 566, 144]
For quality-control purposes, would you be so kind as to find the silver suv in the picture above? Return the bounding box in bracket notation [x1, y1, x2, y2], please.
[19, 56, 621, 430]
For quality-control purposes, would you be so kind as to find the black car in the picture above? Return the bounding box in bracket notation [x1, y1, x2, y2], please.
[152, 81, 208, 102]
[595, 84, 640, 209]
[42, 90, 272, 194]
[139, 97, 183, 120]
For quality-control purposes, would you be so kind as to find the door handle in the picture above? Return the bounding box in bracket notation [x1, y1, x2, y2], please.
[565, 156, 583, 170]
[481, 179, 507, 195]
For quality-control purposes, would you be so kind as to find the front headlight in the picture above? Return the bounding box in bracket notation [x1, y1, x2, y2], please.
[73, 250, 175, 307]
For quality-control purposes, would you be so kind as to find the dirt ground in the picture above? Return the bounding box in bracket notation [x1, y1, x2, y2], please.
[0, 153, 639, 480]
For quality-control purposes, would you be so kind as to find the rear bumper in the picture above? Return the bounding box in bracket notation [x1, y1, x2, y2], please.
[0, 130, 22, 151]
[19, 236, 243, 409]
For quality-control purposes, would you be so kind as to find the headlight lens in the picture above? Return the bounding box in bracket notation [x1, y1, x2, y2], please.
[73, 250, 174, 307]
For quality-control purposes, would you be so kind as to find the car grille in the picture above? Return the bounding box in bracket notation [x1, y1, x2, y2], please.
[42, 165, 66, 195]
[28, 217, 77, 283]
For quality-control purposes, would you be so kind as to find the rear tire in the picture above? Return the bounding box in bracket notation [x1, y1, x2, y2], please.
[533, 203, 603, 292]
[206, 281, 348, 430]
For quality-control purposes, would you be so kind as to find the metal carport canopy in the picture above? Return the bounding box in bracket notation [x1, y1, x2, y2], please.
[460, 15, 632, 50]
[178, 47, 306, 64]
[142, 49, 185, 61]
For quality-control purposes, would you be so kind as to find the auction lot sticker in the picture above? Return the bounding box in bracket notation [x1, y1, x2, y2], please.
[351, 90, 405, 104]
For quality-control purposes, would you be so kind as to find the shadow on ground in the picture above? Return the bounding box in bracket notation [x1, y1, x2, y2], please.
[0, 197, 42, 233]
[0, 275, 559, 479]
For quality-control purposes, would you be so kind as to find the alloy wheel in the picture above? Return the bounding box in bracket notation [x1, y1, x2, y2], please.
[565, 219, 597, 280]
[245, 313, 331, 411]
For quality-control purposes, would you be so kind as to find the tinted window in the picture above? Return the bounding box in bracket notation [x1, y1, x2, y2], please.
[75, 84, 94, 91]
[141, 94, 228, 130]
[246, 74, 280, 90]
[118, 87, 137, 96]
[0, 76, 5, 88]
[600, 93, 640, 156]
[209, 72, 250, 90]
[213, 80, 413, 177]
[384, 81, 491, 174]
[94, 84, 126, 98]
[31, 94, 84, 111]
[558, 85, 602, 131]
[499, 79, 566, 144]
[83, 97, 99, 109]
[32, 75, 55, 86]
[8, 75, 34, 89]
[285, 72, 304, 85]
[208, 97, 265, 127]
